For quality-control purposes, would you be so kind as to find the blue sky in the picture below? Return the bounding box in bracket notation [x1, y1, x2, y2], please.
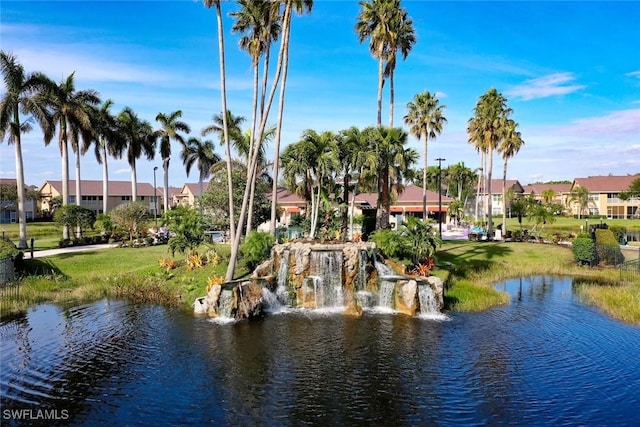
[1, 0, 639, 190]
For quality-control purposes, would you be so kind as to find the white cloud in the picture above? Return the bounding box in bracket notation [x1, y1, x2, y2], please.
[507, 72, 586, 101]
[559, 108, 640, 138]
[626, 70, 640, 78]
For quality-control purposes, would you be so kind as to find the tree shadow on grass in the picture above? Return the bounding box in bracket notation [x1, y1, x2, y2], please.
[438, 243, 513, 279]
[20, 258, 66, 279]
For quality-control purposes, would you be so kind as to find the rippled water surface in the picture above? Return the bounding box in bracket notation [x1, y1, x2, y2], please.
[1, 276, 639, 426]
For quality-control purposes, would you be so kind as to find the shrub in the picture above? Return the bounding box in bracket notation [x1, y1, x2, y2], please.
[370, 228, 406, 259]
[572, 234, 595, 266]
[186, 252, 204, 271]
[240, 231, 275, 271]
[594, 229, 624, 266]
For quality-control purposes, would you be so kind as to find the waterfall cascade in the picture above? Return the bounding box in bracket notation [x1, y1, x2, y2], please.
[194, 241, 444, 319]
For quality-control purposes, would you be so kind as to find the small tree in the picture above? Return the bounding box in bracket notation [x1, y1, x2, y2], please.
[398, 216, 439, 265]
[165, 205, 204, 255]
[54, 205, 95, 238]
[572, 234, 595, 266]
[240, 231, 275, 271]
[111, 201, 148, 245]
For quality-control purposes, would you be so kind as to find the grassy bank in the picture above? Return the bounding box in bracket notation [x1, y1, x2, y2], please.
[0, 243, 244, 317]
[1, 239, 637, 325]
[433, 240, 639, 325]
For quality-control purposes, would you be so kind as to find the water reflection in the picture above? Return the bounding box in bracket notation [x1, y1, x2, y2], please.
[1, 276, 639, 426]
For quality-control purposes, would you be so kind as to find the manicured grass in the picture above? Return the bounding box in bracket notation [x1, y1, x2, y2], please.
[1, 242, 247, 317]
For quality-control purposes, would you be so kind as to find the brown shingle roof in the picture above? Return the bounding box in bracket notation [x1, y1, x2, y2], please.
[42, 180, 157, 196]
[523, 183, 572, 195]
[572, 175, 640, 192]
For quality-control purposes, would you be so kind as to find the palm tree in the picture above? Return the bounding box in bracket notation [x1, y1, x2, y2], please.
[180, 136, 220, 211]
[541, 188, 556, 205]
[281, 129, 338, 239]
[569, 185, 590, 219]
[467, 88, 513, 237]
[42, 72, 100, 239]
[356, 0, 397, 127]
[155, 110, 191, 214]
[269, 0, 313, 235]
[203, 0, 237, 281]
[365, 126, 417, 229]
[86, 99, 124, 214]
[404, 91, 447, 220]
[0, 51, 53, 248]
[117, 107, 155, 202]
[384, 3, 415, 127]
[498, 118, 524, 236]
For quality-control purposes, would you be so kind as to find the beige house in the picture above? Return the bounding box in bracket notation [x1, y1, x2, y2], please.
[39, 180, 161, 216]
[174, 182, 209, 207]
[477, 179, 525, 217]
[569, 175, 640, 219]
[0, 178, 37, 223]
[523, 183, 572, 206]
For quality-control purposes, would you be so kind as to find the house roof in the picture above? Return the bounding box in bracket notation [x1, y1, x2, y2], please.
[180, 182, 210, 196]
[268, 187, 306, 204]
[523, 183, 572, 195]
[480, 179, 524, 194]
[572, 175, 640, 192]
[40, 180, 157, 196]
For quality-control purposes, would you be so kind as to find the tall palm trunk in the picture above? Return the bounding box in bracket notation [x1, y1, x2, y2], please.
[422, 133, 428, 220]
[12, 109, 28, 248]
[131, 161, 138, 202]
[101, 142, 109, 214]
[75, 147, 82, 237]
[60, 124, 70, 240]
[163, 157, 170, 215]
[377, 57, 384, 127]
[475, 167, 481, 222]
[213, 1, 237, 281]
[502, 157, 508, 237]
[487, 147, 494, 236]
[341, 172, 350, 241]
[269, 2, 293, 235]
[389, 70, 394, 127]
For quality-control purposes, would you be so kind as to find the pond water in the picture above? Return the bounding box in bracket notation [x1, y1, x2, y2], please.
[1, 276, 639, 426]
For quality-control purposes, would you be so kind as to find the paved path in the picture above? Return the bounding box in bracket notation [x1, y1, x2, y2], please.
[29, 243, 118, 259]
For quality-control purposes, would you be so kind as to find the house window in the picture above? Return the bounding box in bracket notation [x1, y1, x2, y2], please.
[68, 196, 76, 204]
[121, 196, 131, 201]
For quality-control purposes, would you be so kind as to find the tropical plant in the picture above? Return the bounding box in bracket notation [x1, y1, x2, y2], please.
[448, 199, 465, 224]
[269, 0, 313, 235]
[117, 107, 156, 201]
[180, 136, 221, 211]
[87, 99, 124, 214]
[467, 88, 514, 237]
[498, 118, 524, 236]
[404, 91, 447, 218]
[164, 205, 204, 255]
[363, 126, 418, 230]
[155, 110, 191, 213]
[541, 188, 556, 204]
[572, 234, 595, 266]
[356, 0, 411, 126]
[110, 201, 148, 245]
[203, 0, 237, 280]
[568, 186, 590, 219]
[41, 73, 100, 226]
[0, 51, 53, 248]
[397, 215, 439, 265]
[240, 230, 275, 271]
[383, 2, 415, 127]
[53, 205, 96, 238]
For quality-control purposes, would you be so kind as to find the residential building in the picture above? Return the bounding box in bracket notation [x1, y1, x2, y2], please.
[39, 180, 162, 216]
[0, 178, 37, 223]
[569, 175, 640, 219]
[522, 183, 572, 206]
[476, 179, 525, 217]
[174, 182, 209, 207]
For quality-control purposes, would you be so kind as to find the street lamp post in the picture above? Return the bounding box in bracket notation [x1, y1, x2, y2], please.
[436, 158, 446, 240]
[153, 166, 158, 227]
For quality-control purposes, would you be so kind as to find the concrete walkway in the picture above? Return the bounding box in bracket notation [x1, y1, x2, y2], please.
[29, 243, 118, 259]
